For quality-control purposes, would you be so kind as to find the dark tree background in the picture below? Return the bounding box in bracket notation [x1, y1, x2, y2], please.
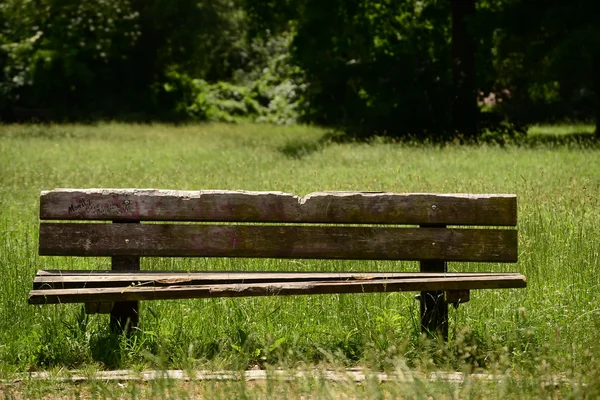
[1, 0, 599, 139]
[451, 0, 477, 139]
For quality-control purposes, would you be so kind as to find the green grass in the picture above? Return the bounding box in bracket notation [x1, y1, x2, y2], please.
[1, 123, 600, 397]
[528, 123, 595, 136]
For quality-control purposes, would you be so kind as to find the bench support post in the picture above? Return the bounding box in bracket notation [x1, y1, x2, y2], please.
[419, 224, 448, 340]
[110, 221, 140, 335]
[419, 260, 448, 339]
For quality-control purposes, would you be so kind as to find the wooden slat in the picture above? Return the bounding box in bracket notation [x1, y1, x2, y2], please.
[28, 274, 527, 304]
[40, 189, 517, 226]
[39, 223, 518, 262]
[33, 270, 525, 289]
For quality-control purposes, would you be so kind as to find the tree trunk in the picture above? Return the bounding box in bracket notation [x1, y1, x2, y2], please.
[451, 0, 478, 139]
[594, 53, 600, 139]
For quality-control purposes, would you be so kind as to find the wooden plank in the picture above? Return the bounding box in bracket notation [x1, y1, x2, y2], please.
[44, 270, 509, 277]
[28, 275, 527, 304]
[13, 368, 540, 384]
[33, 270, 525, 289]
[40, 189, 517, 226]
[39, 224, 518, 262]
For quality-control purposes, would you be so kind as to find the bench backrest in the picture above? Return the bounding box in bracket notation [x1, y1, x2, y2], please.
[39, 189, 517, 262]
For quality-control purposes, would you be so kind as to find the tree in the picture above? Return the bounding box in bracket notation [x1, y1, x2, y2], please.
[494, 0, 600, 135]
[451, 0, 477, 138]
[595, 53, 600, 138]
[0, 0, 248, 120]
[289, 0, 454, 138]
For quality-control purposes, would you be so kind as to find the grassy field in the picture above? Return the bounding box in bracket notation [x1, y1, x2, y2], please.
[1, 123, 599, 397]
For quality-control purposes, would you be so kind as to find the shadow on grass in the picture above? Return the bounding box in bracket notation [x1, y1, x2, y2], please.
[279, 127, 600, 152]
[278, 129, 431, 159]
[523, 131, 600, 148]
[279, 139, 324, 159]
[90, 334, 123, 369]
[279, 131, 342, 159]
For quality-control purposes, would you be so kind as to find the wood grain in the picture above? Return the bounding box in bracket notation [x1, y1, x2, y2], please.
[40, 189, 517, 226]
[33, 270, 525, 289]
[39, 223, 518, 262]
[28, 274, 527, 304]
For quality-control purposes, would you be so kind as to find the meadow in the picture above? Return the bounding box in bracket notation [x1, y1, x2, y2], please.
[0, 123, 599, 397]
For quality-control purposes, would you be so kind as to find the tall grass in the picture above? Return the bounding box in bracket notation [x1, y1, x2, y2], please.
[1, 123, 599, 393]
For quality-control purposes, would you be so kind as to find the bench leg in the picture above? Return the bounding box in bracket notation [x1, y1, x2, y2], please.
[446, 289, 470, 308]
[110, 301, 139, 333]
[110, 224, 140, 334]
[86, 302, 114, 314]
[419, 260, 448, 340]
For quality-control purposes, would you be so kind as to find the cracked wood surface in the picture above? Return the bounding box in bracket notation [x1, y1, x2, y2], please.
[40, 189, 517, 226]
[33, 270, 525, 289]
[29, 273, 527, 304]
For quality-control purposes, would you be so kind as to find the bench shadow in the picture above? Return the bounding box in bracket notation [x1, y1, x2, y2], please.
[90, 334, 123, 369]
[89, 327, 223, 369]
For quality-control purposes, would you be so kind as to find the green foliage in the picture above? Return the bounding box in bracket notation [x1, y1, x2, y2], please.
[247, 0, 600, 138]
[0, 0, 44, 107]
[492, 0, 600, 126]
[189, 80, 261, 123]
[161, 32, 306, 124]
[1, 0, 599, 135]
[239, 31, 307, 125]
[0, 0, 141, 116]
[289, 0, 454, 138]
[0, 0, 249, 120]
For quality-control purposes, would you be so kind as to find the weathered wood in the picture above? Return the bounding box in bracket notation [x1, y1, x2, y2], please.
[28, 275, 527, 304]
[39, 224, 518, 262]
[33, 270, 526, 289]
[14, 368, 547, 384]
[40, 189, 517, 226]
[38, 270, 521, 277]
[110, 221, 140, 334]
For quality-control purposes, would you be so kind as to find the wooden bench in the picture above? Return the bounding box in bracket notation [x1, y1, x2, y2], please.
[29, 189, 526, 339]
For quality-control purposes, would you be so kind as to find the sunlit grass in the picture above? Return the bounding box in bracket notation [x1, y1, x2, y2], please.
[528, 123, 595, 136]
[1, 122, 599, 397]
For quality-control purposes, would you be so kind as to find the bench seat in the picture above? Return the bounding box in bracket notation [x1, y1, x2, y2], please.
[30, 270, 526, 304]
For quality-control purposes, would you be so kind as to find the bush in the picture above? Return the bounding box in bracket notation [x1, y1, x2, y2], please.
[0, 0, 141, 119]
[160, 31, 307, 124]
